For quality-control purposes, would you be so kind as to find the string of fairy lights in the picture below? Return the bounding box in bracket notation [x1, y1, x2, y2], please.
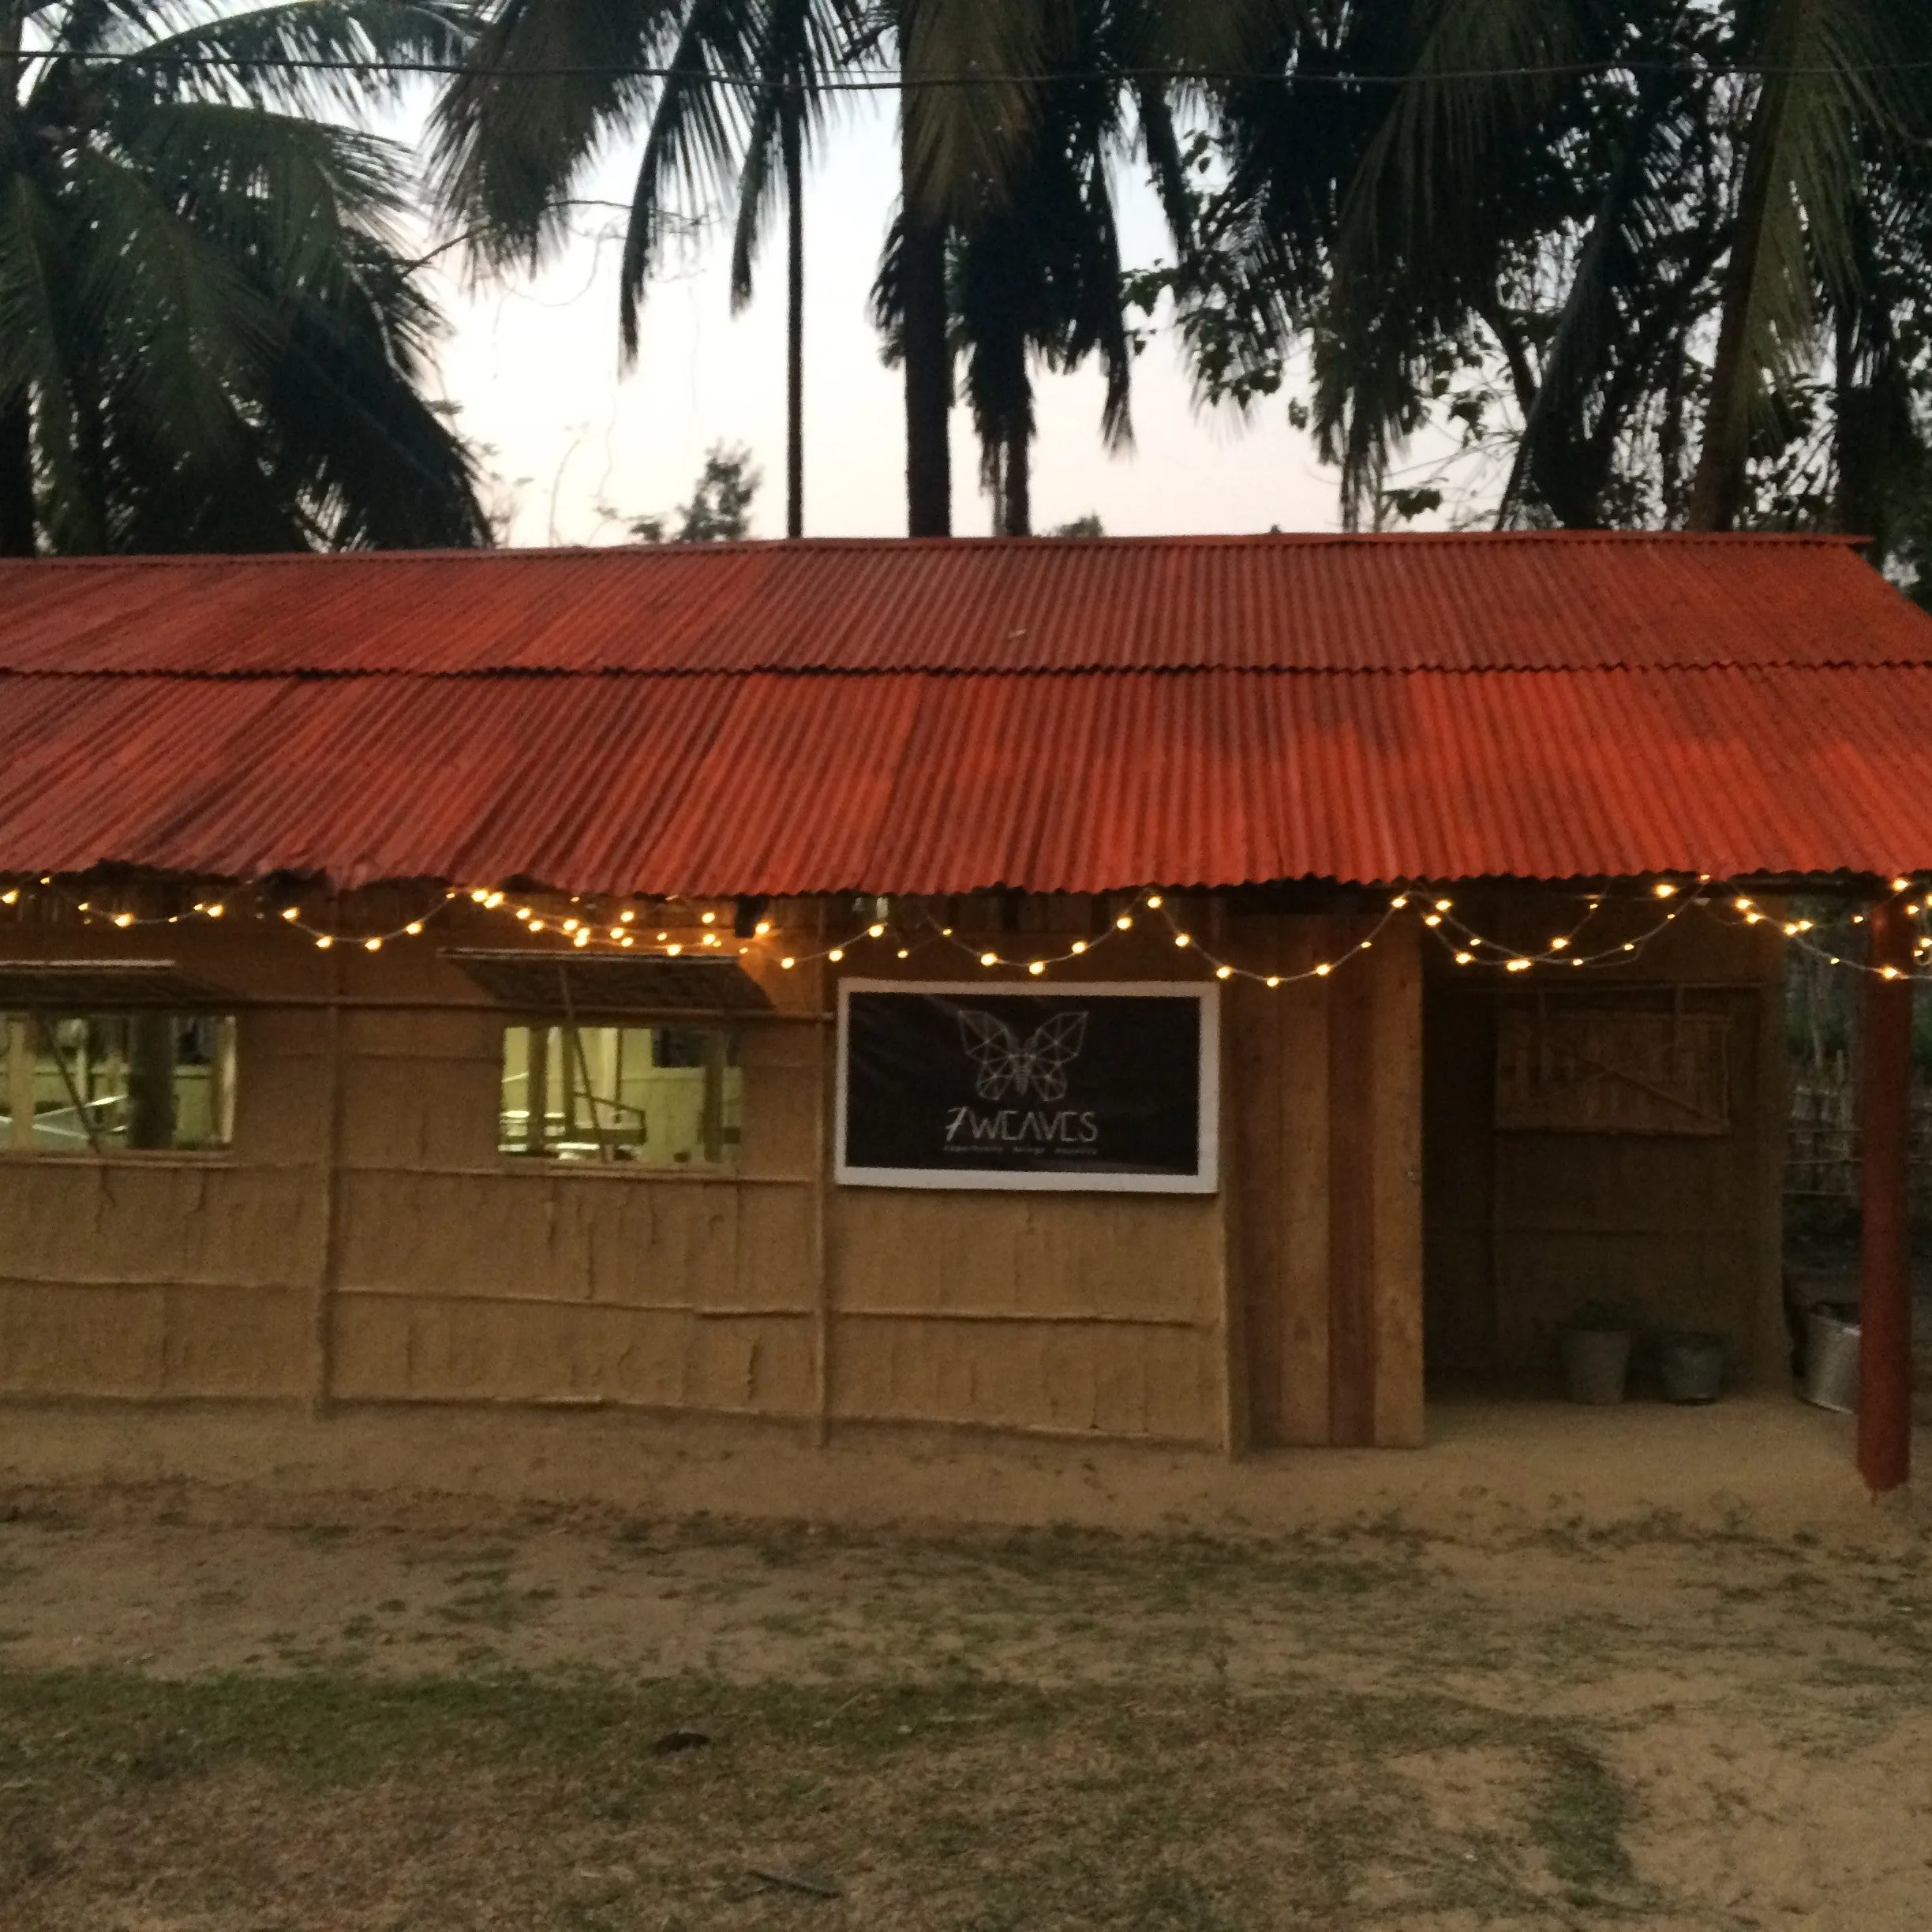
[4, 871, 1932, 988]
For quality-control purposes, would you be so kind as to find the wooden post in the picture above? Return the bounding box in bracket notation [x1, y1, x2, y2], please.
[311, 949, 347, 1418]
[1859, 897, 1914, 1494]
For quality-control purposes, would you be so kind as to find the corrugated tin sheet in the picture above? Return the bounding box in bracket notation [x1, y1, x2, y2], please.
[5, 661, 1932, 892]
[0, 532, 1926, 677]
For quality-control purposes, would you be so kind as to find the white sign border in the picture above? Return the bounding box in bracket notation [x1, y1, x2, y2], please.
[834, 979, 1220, 1195]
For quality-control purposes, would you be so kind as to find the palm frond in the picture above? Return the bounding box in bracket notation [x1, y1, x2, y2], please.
[432, 0, 684, 268]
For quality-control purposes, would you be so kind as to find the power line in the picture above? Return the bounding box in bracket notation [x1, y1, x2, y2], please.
[41, 51, 1932, 89]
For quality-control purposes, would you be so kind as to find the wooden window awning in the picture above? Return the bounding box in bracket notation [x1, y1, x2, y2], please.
[444, 949, 774, 1015]
[0, 960, 234, 1009]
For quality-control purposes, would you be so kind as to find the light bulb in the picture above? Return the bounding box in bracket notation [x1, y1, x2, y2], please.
[897, 949, 910, 960]
[485, 891, 504, 908]
[281, 906, 301, 922]
[1424, 914, 1442, 928]
[1071, 941, 1087, 955]
[827, 947, 844, 963]
[573, 930, 590, 949]
[1883, 964, 1904, 980]
[754, 920, 771, 936]
[1146, 893, 1163, 909]
[515, 907, 531, 921]
[1265, 975, 1282, 988]
[316, 935, 333, 949]
[621, 936, 635, 949]
[530, 919, 545, 933]
[666, 942, 683, 956]
[980, 952, 998, 968]
[1115, 915, 1133, 930]
[701, 911, 717, 926]
[1028, 961, 1045, 976]
[1893, 878, 1912, 893]
[1455, 952, 1474, 966]
[1315, 963, 1332, 977]
[1550, 936, 1570, 950]
[365, 937, 382, 952]
[563, 919, 578, 933]
[657, 931, 668, 942]
[868, 923, 886, 939]
[1653, 882, 1678, 898]
[207, 904, 224, 919]
[1215, 965, 1233, 981]
[1433, 898, 1451, 912]
[0, 889, 15, 905]
[406, 922, 423, 936]
[1174, 933, 1191, 949]
[1733, 897, 1753, 912]
[112, 912, 133, 927]
[1391, 894, 1409, 909]
[1361, 940, 1373, 951]
[610, 928, 624, 941]
[781, 957, 796, 970]
[470, 889, 488, 904]
[1506, 958, 1531, 973]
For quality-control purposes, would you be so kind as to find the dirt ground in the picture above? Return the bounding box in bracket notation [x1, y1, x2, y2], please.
[2, 1401, 1931, 1930]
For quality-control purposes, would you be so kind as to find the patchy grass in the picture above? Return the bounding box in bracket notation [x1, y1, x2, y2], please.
[0, 1667, 1649, 1931]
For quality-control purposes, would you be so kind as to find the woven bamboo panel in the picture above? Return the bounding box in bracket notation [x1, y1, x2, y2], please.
[1496, 1008, 1732, 1136]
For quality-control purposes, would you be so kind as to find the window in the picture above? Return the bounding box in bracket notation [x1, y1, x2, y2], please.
[2, 1013, 238, 1155]
[500, 1024, 741, 1166]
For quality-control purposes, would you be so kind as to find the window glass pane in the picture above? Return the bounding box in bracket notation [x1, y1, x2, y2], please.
[1, 1013, 236, 1155]
[500, 1024, 740, 1166]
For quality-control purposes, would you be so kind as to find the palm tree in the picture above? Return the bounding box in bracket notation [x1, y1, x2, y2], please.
[881, 0, 1243, 536]
[1687, 0, 1932, 529]
[0, 0, 489, 553]
[436, 0, 856, 540]
[1275, 0, 1932, 533]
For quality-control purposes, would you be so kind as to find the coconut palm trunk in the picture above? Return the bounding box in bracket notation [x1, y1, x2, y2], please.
[1687, 69, 1790, 533]
[783, 89, 805, 538]
[900, 104, 953, 537]
[0, 400, 31, 556]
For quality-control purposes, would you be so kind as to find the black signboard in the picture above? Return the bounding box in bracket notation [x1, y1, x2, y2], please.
[837, 982, 1219, 1193]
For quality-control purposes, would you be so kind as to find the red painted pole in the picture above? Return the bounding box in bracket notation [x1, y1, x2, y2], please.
[1858, 897, 1914, 1495]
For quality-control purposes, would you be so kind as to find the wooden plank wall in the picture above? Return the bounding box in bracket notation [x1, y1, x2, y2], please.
[1230, 914, 1425, 1448]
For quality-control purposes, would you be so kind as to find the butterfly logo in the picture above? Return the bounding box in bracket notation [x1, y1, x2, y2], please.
[957, 1010, 1089, 1102]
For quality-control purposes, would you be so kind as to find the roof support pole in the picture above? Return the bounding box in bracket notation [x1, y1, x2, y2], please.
[1858, 897, 1914, 1494]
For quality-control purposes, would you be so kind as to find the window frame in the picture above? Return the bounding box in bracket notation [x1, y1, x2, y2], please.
[2, 1008, 239, 1162]
[496, 1014, 741, 1171]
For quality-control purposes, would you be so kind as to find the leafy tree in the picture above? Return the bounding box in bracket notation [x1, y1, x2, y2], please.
[1144, 0, 1932, 558]
[437, 0, 858, 540]
[631, 440, 760, 539]
[0, 0, 489, 554]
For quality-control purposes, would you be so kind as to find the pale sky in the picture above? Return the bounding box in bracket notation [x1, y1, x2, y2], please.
[405, 94, 1351, 545]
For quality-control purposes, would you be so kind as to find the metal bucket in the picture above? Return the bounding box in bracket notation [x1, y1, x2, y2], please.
[1559, 1327, 1632, 1405]
[1803, 1305, 1860, 1413]
[1659, 1331, 1728, 1404]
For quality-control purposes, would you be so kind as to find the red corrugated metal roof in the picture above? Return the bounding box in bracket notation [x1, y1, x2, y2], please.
[0, 531, 1924, 676]
[2, 534, 1931, 893]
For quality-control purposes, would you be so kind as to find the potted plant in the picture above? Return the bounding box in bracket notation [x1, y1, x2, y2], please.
[1559, 1299, 1638, 1405]
[1657, 1329, 1728, 1404]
